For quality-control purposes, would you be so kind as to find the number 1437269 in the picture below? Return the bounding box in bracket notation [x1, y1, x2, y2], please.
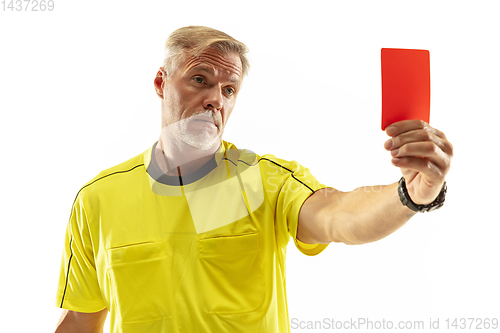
[2, 0, 54, 11]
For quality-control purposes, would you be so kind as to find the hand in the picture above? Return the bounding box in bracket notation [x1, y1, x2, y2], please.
[384, 120, 453, 205]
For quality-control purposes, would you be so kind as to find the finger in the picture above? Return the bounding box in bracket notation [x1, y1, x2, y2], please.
[385, 128, 432, 149]
[426, 125, 447, 140]
[385, 127, 453, 156]
[391, 141, 451, 170]
[391, 157, 445, 184]
[385, 119, 427, 137]
[385, 119, 449, 139]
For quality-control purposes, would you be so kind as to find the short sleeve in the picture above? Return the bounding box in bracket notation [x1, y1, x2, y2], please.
[55, 193, 106, 312]
[261, 155, 330, 256]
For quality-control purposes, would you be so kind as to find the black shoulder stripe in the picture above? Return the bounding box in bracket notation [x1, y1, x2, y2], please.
[60, 163, 144, 307]
[221, 157, 259, 167]
[69, 163, 145, 210]
[76, 164, 145, 198]
[223, 156, 314, 193]
[258, 157, 314, 193]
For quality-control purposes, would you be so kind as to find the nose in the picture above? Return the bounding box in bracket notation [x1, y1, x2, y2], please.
[203, 85, 223, 111]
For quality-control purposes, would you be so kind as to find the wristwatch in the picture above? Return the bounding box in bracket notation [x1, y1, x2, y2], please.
[398, 177, 447, 213]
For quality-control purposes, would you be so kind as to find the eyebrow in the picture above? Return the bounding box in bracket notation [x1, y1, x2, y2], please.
[190, 65, 241, 85]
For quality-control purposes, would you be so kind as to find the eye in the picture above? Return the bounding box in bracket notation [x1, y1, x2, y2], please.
[225, 87, 235, 96]
[193, 76, 205, 84]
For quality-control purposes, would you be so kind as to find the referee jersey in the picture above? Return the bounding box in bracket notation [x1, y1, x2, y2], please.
[56, 140, 330, 332]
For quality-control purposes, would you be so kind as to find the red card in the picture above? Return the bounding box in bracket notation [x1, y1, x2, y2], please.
[381, 48, 430, 130]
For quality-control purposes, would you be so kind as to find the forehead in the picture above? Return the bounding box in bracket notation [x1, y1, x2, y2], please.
[181, 48, 243, 82]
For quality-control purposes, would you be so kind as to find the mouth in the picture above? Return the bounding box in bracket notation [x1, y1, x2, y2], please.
[194, 119, 218, 129]
[197, 117, 219, 127]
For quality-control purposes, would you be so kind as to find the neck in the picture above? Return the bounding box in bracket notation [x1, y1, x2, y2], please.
[156, 136, 221, 177]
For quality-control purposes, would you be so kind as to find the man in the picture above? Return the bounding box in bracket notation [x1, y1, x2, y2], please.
[55, 26, 453, 332]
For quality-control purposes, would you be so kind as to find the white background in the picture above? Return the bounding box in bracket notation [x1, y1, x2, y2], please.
[1, 0, 499, 332]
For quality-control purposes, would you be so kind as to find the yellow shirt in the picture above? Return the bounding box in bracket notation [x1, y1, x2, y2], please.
[56, 140, 329, 332]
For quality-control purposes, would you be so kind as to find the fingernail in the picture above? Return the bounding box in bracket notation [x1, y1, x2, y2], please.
[392, 157, 400, 165]
[384, 139, 393, 149]
[391, 148, 399, 156]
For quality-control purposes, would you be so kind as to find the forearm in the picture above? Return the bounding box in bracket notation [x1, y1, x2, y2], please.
[327, 182, 416, 245]
[55, 309, 107, 333]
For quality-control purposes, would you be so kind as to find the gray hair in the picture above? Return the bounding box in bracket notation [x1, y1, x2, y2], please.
[162, 26, 250, 77]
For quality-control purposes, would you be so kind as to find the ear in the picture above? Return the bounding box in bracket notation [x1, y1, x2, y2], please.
[154, 67, 167, 98]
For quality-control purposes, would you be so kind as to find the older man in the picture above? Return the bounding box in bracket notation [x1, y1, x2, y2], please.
[55, 26, 453, 332]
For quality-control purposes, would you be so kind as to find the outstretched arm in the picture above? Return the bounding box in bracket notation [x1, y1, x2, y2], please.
[297, 120, 453, 245]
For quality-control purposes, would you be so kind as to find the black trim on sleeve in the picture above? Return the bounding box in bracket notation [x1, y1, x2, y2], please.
[60, 236, 73, 308]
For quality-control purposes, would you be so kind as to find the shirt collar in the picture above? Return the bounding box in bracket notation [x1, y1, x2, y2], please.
[144, 140, 227, 187]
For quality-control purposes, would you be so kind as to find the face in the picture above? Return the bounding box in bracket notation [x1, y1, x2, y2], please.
[154, 48, 243, 151]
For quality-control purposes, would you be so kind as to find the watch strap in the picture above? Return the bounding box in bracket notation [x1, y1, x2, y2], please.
[398, 177, 447, 213]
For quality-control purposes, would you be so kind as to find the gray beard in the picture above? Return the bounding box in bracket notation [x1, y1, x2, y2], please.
[166, 110, 222, 152]
[177, 120, 220, 151]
